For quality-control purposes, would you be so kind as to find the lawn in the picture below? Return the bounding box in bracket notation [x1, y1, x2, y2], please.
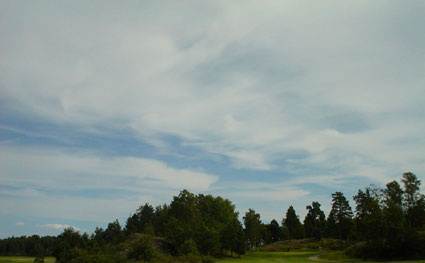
[216, 251, 425, 263]
[217, 251, 319, 263]
[0, 257, 55, 263]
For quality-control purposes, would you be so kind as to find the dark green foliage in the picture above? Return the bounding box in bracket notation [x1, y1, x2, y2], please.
[195, 225, 219, 255]
[104, 220, 125, 244]
[243, 209, 262, 251]
[0, 235, 56, 257]
[282, 206, 304, 240]
[353, 186, 384, 240]
[69, 253, 116, 263]
[161, 190, 242, 257]
[270, 220, 282, 243]
[347, 173, 425, 260]
[327, 192, 353, 240]
[151, 204, 170, 236]
[260, 219, 281, 245]
[128, 234, 157, 262]
[402, 172, 425, 228]
[221, 218, 246, 256]
[385, 180, 403, 207]
[2, 174, 425, 261]
[126, 203, 155, 235]
[164, 217, 189, 255]
[303, 202, 326, 239]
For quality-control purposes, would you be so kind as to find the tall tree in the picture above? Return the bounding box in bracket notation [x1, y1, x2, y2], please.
[151, 204, 170, 236]
[304, 202, 326, 239]
[104, 219, 125, 244]
[353, 186, 384, 240]
[243, 209, 261, 251]
[282, 206, 304, 239]
[268, 219, 282, 243]
[401, 172, 425, 228]
[385, 181, 403, 208]
[327, 192, 353, 240]
[169, 190, 200, 229]
[221, 218, 246, 257]
[125, 203, 155, 235]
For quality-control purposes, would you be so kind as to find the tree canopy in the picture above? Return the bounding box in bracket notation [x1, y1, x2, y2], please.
[1, 172, 424, 262]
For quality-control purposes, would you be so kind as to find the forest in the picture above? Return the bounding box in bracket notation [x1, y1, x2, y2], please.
[1, 172, 424, 263]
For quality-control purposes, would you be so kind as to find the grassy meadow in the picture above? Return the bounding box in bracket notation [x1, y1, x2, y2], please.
[0, 257, 55, 263]
[217, 251, 319, 263]
[216, 251, 425, 263]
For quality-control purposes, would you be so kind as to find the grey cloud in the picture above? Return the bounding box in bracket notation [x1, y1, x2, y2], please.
[0, 1, 424, 187]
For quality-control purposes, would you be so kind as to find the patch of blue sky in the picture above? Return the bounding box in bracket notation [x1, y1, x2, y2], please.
[1, 110, 273, 184]
[0, 118, 154, 156]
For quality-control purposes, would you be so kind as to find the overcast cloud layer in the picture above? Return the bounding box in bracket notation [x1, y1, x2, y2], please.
[1, 1, 424, 237]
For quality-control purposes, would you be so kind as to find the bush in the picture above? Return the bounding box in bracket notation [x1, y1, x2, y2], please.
[127, 235, 157, 261]
[178, 254, 202, 263]
[70, 253, 115, 263]
[201, 255, 215, 263]
[319, 238, 348, 250]
[178, 239, 199, 256]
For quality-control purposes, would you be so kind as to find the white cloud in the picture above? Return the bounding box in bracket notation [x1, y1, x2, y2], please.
[0, 145, 218, 222]
[1, 1, 423, 184]
[0, 145, 218, 192]
[230, 188, 310, 202]
[40, 224, 80, 231]
[15, 222, 24, 226]
[0, 0, 424, 225]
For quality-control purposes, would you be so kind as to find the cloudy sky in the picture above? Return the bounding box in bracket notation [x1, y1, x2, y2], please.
[1, 0, 424, 237]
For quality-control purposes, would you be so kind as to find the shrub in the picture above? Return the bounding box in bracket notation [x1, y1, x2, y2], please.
[127, 235, 157, 262]
[201, 255, 215, 263]
[178, 239, 199, 256]
[70, 253, 115, 263]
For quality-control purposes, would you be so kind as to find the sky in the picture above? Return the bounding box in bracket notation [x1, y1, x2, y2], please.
[0, 0, 424, 237]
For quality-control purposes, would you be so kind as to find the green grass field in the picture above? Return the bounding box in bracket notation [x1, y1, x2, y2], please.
[0, 257, 55, 263]
[217, 251, 319, 263]
[216, 251, 425, 263]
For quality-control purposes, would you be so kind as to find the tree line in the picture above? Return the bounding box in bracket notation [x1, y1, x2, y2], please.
[0, 172, 424, 262]
[241, 172, 425, 259]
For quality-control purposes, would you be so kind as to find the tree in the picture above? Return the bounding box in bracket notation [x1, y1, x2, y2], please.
[125, 203, 155, 235]
[53, 228, 86, 263]
[282, 206, 304, 240]
[353, 186, 384, 240]
[304, 202, 326, 239]
[243, 209, 261, 251]
[195, 224, 219, 255]
[268, 219, 282, 243]
[33, 242, 45, 263]
[169, 190, 200, 227]
[327, 192, 353, 240]
[127, 235, 156, 262]
[152, 204, 170, 236]
[104, 220, 125, 244]
[401, 172, 425, 228]
[164, 217, 188, 256]
[385, 181, 403, 208]
[402, 172, 421, 209]
[383, 180, 406, 235]
[221, 218, 246, 257]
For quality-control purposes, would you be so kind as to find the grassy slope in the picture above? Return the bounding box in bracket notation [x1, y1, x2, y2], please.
[0, 257, 55, 263]
[217, 251, 425, 263]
